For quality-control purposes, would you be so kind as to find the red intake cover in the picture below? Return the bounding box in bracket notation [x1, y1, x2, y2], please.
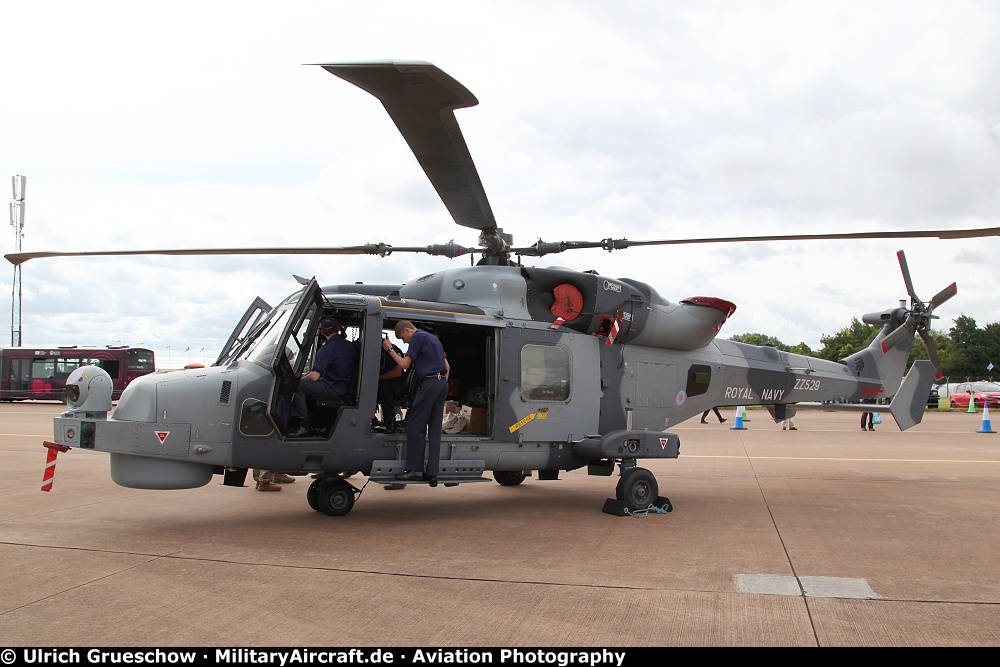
[551, 283, 584, 322]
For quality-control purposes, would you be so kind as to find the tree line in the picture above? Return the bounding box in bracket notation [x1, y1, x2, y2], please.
[728, 314, 1000, 382]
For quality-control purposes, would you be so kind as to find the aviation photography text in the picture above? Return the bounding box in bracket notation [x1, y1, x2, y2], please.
[8, 648, 630, 667]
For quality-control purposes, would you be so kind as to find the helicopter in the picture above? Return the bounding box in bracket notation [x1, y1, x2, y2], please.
[9, 60, 998, 516]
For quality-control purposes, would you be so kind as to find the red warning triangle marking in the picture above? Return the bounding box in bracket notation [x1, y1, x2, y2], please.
[660, 438, 668, 449]
[154, 431, 170, 444]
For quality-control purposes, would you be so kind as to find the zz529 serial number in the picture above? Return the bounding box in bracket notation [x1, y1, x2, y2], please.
[794, 379, 822, 391]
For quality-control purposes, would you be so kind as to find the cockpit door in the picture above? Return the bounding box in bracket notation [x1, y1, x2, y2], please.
[267, 279, 324, 436]
[214, 297, 272, 367]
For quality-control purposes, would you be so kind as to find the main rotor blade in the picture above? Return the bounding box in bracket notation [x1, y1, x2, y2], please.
[511, 226, 1000, 256]
[896, 250, 920, 304]
[320, 61, 496, 232]
[4, 242, 475, 266]
[930, 282, 958, 309]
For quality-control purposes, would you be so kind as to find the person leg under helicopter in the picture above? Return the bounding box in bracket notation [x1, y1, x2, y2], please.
[253, 469, 281, 492]
[252, 469, 296, 491]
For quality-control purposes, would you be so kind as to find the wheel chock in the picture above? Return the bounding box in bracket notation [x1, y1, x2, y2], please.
[602, 498, 630, 516]
[602, 496, 673, 516]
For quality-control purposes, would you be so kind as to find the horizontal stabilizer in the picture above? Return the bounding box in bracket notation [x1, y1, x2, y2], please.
[887, 360, 936, 431]
[788, 361, 936, 430]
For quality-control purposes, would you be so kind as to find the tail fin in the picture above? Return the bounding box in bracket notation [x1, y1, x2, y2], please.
[888, 360, 936, 430]
[842, 312, 914, 398]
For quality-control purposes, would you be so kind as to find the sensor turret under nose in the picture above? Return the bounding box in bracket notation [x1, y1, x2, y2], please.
[62, 365, 113, 417]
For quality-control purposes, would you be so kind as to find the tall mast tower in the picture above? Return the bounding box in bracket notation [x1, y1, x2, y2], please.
[10, 175, 25, 347]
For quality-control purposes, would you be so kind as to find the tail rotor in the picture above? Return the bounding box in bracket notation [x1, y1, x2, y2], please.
[878, 250, 956, 380]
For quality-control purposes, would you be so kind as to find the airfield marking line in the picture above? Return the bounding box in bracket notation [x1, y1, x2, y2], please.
[0, 549, 180, 618]
[0, 490, 165, 524]
[685, 454, 1000, 464]
[0, 541, 661, 593]
[733, 438, 822, 645]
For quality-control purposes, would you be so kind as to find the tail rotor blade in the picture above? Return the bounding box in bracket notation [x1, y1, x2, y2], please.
[896, 250, 920, 303]
[930, 282, 958, 309]
[879, 317, 915, 354]
[918, 329, 946, 381]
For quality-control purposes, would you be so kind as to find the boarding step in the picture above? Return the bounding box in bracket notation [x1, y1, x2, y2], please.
[369, 459, 490, 486]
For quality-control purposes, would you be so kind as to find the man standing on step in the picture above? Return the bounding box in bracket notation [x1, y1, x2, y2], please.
[382, 320, 450, 487]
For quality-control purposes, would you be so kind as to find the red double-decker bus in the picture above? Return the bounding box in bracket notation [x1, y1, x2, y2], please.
[0, 346, 155, 401]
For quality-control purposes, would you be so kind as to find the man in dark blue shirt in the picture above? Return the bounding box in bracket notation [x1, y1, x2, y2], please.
[289, 317, 357, 436]
[381, 320, 450, 485]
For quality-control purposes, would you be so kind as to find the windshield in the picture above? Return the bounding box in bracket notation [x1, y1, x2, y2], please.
[974, 382, 1000, 392]
[238, 309, 292, 365]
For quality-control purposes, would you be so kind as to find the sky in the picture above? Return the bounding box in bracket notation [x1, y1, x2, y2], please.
[2, 0, 999, 368]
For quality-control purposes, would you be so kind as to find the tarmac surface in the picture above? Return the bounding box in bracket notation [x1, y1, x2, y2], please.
[2, 402, 999, 647]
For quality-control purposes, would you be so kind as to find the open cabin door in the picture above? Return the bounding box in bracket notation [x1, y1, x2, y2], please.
[267, 279, 324, 436]
[215, 297, 272, 367]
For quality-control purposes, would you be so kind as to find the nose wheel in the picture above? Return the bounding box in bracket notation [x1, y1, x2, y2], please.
[616, 467, 658, 511]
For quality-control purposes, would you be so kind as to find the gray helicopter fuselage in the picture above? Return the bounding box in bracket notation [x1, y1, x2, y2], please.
[47, 262, 910, 492]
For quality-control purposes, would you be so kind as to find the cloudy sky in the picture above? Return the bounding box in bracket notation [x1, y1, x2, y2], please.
[2, 1, 998, 367]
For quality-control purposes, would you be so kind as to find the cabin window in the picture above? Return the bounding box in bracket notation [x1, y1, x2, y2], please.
[32, 358, 55, 380]
[686, 364, 712, 397]
[520, 344, 571, 402]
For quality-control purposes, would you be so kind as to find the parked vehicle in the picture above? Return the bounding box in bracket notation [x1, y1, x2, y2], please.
[927, 385, 939, 409]
[1, 346, 155, 401]
[948, 382, 1000, 409]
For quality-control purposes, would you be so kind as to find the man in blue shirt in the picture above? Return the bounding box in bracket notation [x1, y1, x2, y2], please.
[289, 317, 357, 436]
[382, 320, 450, 485]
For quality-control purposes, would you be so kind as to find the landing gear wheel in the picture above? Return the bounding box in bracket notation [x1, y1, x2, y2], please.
[493, 470, 527, 486]
[307, 479, 322, 512]
[616, 468, 658, 512]
[317, 480, 355, 517]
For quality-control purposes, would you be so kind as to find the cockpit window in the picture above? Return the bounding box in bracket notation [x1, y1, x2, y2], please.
[239, 310, 291, 365]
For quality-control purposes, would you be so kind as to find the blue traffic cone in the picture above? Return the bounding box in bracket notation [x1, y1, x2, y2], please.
[730, 406, 748, 430]
[977, 401, 996, 434]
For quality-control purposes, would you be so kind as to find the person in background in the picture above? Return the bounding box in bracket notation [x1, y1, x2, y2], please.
[861, 397, 876, 431]
[701, 408, 727, 424]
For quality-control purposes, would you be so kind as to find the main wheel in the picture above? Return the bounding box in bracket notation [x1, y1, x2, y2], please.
[307, 479, 322, 512]
[317, 480, 355, 516]
[616, 468, 658, 512]
[493, 470, 528, 486]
